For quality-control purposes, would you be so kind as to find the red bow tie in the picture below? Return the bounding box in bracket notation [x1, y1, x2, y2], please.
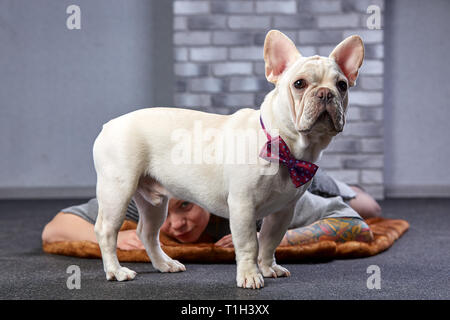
[259, 117, 319, 188]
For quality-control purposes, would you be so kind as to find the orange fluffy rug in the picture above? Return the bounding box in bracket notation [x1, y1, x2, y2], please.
[42, 217, 409, 263]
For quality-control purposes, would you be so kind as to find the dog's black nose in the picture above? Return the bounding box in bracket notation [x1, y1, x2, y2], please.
[316, 87, 334, 103]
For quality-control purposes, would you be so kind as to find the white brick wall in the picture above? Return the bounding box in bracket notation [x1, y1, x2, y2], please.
[173, 0, 385, 199]
[174, 1, 209, 15]
[317, 13, 360, 28]
[255, 1, 297, 14]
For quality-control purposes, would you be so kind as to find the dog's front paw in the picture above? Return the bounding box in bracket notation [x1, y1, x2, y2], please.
[236, 266, 264, 289]
[259, 263, 291, 278]
[106, 267, 137, 281]
[153, 258, 186, 273]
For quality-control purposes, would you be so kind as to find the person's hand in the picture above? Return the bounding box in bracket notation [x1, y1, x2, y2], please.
[279, 235, 290, 246]
[214, 233, 261, 248]
[117, 229, 145, 250]
[214, 234, 234, 248]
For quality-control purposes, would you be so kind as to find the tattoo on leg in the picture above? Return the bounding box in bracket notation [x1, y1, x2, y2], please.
[285, 218, 374, 246]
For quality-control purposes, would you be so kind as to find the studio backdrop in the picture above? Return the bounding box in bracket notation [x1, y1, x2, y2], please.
[1, 0, 449, 199]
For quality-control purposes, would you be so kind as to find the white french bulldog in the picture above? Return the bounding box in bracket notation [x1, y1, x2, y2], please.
[92, 30, 364, 289]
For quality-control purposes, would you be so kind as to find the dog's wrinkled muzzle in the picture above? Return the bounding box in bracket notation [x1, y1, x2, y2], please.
[297, 87, 345, 134]
[324, 104, 344, 133]
[298, 102, 344, 134]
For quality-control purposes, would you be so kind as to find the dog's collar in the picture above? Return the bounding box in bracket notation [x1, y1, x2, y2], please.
[259, 116, 319, 188]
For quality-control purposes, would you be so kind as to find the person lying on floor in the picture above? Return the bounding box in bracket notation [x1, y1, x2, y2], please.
[42, 169, 381, 250]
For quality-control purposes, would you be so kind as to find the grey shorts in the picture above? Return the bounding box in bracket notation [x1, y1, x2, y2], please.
[61, 168, 359, 227]
[308, 168, 357, 202]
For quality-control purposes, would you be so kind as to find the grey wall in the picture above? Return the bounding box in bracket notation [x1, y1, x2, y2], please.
[384, 0, 450, 197]
[0, 0, 173, 198]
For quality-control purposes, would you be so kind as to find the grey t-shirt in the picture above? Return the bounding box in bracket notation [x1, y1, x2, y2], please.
[60, 168, 361, 240]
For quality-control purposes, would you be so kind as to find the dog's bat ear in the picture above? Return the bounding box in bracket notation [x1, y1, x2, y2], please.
[329, 35, 364, 87]
[264, 30, 301, 84]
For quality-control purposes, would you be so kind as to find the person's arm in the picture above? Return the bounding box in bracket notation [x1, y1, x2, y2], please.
[280, 217, 373, 246]
[215, 217, 373, 248]
[42, 212, 144, 250]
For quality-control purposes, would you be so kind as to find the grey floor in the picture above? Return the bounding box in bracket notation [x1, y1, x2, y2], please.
[0, 198, 449, 300]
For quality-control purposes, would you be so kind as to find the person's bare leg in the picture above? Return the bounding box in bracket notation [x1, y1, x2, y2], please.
[348, 186, 382, 219]
[42, 212, 97, 243]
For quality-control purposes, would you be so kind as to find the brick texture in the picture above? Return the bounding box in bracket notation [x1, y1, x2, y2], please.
[173, 0, 385, 199]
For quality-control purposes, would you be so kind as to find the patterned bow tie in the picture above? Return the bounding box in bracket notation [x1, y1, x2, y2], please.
[259, 116, 319, 188]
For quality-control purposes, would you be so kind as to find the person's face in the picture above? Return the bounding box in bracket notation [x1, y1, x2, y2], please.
[160, 199, 210, 243]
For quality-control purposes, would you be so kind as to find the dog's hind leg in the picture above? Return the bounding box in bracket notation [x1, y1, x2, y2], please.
[133, 190, 186, 273]
[95, 173, 138, 281]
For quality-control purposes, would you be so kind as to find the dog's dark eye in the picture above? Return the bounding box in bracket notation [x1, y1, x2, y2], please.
[337, 80, 347, 92]
[294, 79, 307, 89]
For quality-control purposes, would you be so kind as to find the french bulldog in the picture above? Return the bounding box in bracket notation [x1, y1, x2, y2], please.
[92, 30, 364, 289]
